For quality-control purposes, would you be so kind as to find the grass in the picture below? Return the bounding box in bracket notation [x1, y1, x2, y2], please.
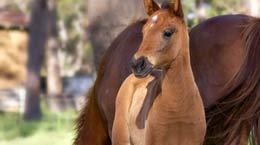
[0, 104, 254, 145]
[0, 104, 77, 145]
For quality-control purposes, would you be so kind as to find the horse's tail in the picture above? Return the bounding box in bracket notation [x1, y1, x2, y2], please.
[73, 38, 113, 145]
[74, 47, 112, 145]
[205, 17, 260, 145]
[74, 85, 111, 145]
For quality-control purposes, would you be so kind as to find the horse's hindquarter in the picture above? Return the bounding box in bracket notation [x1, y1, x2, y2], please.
[112, 74, 156, 145]
[189, 14, 260, 144]
[189, 14, 249, 108]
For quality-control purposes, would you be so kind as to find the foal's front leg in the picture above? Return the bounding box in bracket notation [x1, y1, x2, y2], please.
[112, 77, 135, 145]
[112, 117, 131, 145]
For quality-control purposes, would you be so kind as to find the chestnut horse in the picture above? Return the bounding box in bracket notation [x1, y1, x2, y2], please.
[74, 1, 260, 145]
[112, 1, 206, 144]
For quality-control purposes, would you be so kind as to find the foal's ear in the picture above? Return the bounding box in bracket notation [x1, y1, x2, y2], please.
[162, 0, 184, 18]
[144, 0, 160, 16]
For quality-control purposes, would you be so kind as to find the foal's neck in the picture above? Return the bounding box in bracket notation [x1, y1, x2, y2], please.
[161, 46, 198, 106]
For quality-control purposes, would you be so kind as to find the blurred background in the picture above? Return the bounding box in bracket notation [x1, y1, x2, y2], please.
[0, 0, 258, 145]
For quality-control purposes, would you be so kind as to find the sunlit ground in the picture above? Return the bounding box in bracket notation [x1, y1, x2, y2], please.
[0, 104, 77, 145]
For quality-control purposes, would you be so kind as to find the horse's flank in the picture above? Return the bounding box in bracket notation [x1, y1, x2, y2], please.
[204, 17, 260, 145]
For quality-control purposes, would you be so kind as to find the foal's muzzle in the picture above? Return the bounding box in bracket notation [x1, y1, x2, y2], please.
[131, 56, 153, 78]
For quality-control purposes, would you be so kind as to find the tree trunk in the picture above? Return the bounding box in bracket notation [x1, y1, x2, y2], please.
[23, 0, 48, 121]
[46, 0, 63, 112]
[87, 0, 146, 70]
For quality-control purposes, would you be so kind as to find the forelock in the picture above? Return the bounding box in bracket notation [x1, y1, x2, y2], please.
[160, 1, 172, 10]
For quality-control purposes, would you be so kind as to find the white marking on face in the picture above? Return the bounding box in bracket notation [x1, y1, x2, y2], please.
[152, 15, 158, 23]
[150, 15, 158, 28]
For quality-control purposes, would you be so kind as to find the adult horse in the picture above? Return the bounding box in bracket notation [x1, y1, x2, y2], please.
[112, 1, 206, 144]
[74, 0, 260, 145]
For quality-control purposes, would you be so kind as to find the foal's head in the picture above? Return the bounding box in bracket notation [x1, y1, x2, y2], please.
[131, 0, 188, 78]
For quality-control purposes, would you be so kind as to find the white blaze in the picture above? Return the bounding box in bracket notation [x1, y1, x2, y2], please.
[152, 15, 158, 22]
[150, 15, 158, 28]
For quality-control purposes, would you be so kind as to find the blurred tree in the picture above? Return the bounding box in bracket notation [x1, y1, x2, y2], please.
[87, 0, 146, 70]
[205, 0, 247, 15]
[56, 0, 91, 76]
[23, 0, 49, 121]
[46, 0, 63, 112]
[183, 0, 253, 26]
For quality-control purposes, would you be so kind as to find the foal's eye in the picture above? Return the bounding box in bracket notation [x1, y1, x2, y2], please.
[163, 29, 174, 39]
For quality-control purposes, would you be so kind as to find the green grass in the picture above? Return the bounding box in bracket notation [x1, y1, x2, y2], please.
[0, 105, 77, 145]
[0, 105, 254, 145]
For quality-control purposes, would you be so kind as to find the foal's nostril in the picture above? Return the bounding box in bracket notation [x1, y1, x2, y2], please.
[131, 57, 147, 73]
[131, 56, 153, 78]
[138, 58, 146, 70]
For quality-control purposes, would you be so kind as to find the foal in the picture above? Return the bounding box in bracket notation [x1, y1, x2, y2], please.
[112, 1, 206, 145]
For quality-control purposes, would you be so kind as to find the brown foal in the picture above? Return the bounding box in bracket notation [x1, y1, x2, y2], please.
[112, 1, 206, 145]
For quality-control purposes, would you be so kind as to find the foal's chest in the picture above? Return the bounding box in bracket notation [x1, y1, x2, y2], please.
[128, 77, 157, 145]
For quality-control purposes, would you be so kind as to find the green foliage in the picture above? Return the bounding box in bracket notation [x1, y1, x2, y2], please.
[205, 0, 246, 15]
[58, 0, 86, 35]
[58, 0, 86, 27]
[57, 0, 94, 74]
[183, 0, 246, 27]
[0, 104, 77, 145]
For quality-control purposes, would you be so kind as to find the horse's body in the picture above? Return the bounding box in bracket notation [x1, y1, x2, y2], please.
[75, 12, 260, 145]
[112, 2, 206, 144]
[190, 15, 260, 145]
